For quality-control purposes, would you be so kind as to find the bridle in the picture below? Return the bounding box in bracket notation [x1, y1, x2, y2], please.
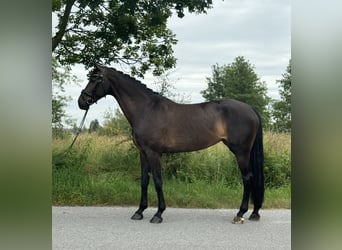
[52, 72, 108, 159]
[64, 72, 108, 152]
[64, 73, 104, 152]
[81, 73, 105, 105]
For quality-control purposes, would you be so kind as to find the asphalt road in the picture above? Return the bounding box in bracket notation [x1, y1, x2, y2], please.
[53, 206, 291, 250]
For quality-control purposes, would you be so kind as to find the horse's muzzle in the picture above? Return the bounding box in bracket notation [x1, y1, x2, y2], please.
[78, 96, 90, 110]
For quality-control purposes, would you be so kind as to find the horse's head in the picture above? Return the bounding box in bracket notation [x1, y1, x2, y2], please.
[78, 64, 108, 110]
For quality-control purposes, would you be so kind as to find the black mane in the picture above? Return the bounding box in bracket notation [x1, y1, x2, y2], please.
[107, 67, 160, 96]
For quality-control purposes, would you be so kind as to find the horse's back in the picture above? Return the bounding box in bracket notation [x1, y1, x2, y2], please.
[132, 98, 259, 153]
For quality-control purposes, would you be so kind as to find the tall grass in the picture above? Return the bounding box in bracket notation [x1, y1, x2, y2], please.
[52, 131, 291, 208]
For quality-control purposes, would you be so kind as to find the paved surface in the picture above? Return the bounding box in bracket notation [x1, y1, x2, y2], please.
[53, 207, 291, 250]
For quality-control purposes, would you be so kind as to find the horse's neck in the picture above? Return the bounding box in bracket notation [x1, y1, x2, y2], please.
[109, 81, 152, 127]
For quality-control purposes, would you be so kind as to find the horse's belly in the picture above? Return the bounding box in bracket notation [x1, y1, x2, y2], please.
[163, 133, 222, 153]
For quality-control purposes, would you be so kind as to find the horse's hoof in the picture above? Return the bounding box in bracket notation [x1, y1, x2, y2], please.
[248, 213, 260, 221]
[150, 215, 163, 223]
[131, 212, 143, 220]
[232, 216, 244, 224]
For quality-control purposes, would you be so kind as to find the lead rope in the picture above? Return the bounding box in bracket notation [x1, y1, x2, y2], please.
[67, 109, 89, 150]
[53, 109, 89, 169]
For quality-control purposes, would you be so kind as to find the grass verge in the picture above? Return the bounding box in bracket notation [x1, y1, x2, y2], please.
[53, 168, 290, 208]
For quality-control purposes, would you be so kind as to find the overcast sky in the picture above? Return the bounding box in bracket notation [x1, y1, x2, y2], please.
[58, 0, 291, 127]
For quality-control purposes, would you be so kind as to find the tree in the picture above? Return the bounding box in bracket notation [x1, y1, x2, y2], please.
[88, 119, 100, 133]
[272, 60, 291, 132]
[98, 108, 132, 137]
[52, 0, 213, 77]
[153, 72, 190, 103]
[201, 56, 271, 126]
[52, 57, 77, 136]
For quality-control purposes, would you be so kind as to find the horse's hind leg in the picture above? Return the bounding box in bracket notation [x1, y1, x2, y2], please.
[231, 149, 253, 224]
[131, 152, 150, 220]
[147, 150, 165, 223]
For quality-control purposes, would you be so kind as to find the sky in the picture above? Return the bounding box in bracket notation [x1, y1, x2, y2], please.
[56, 0, 291, 127]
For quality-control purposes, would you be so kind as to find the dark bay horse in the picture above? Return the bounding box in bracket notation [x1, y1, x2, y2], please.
[78, 64, 264, 224]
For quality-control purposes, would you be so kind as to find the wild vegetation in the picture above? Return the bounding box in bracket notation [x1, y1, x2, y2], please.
[52, 131, 290, 208]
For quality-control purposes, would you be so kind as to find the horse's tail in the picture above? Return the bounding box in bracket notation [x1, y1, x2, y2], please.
[250, 109, 265, 209]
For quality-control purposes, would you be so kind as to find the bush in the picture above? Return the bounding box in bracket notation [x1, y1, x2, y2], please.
[263, 132, 291, 188]
[264, 153, 291, 188]
[99, 143, 140, 176]
[162, 146, 241, 186]
[52, 138, 92, 170]
[98, 109, 131, 137]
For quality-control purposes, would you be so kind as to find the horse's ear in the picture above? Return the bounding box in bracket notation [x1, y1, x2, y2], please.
[95, 63, 102, 70]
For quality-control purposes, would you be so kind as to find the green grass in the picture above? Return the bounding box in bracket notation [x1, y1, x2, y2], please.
[52, 132, 291, 208]
[53, 167, 291, 208]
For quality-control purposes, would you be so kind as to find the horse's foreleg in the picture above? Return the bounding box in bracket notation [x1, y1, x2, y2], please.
[131, 153, 150, 220]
